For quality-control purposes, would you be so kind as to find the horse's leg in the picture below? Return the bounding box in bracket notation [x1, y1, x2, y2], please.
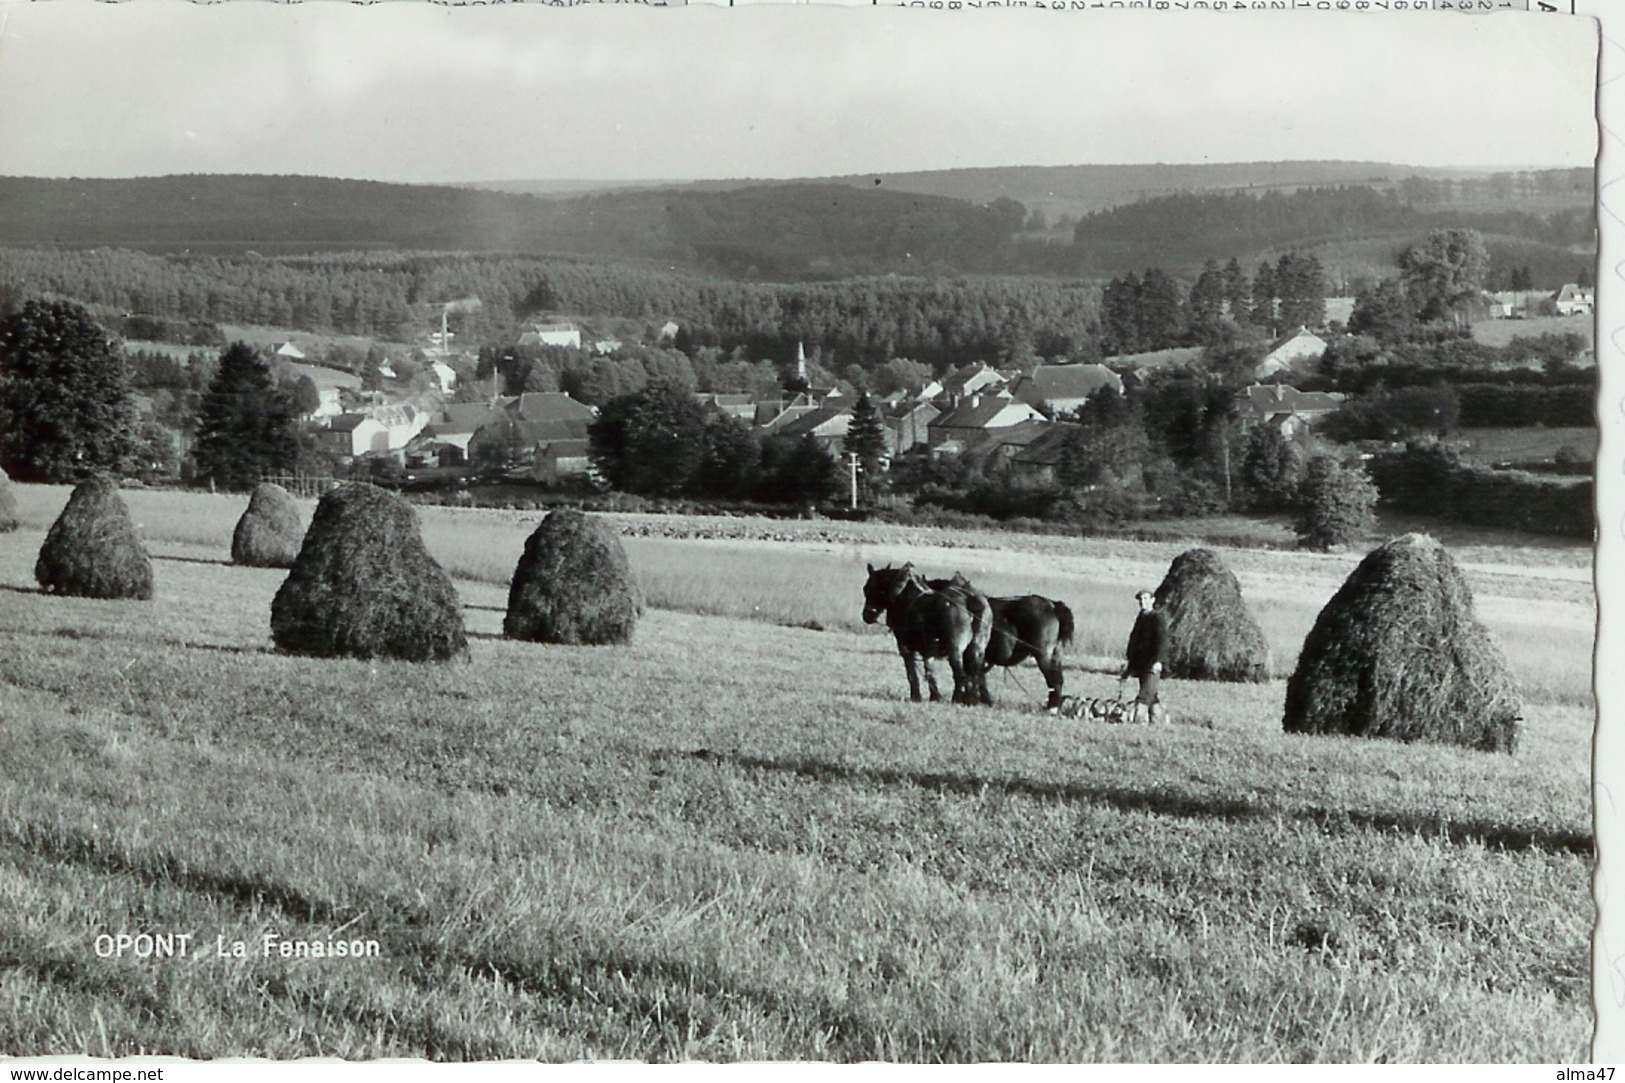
[1041, 646, 1065, 711]
[903, 651, 923, 703]
[947, 648, 969, 705]
[923, 656, 943, 702]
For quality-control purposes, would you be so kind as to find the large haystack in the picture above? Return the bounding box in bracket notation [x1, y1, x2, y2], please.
[1283, 533, 1520, 753]
[34, 475, 152, 599]
[231, 482, 304, 568]
[0, 466, 19, 533]
[270, 482, 466, 662]
[505, 509, 641, 645]
[1153, 548, 1271, 682]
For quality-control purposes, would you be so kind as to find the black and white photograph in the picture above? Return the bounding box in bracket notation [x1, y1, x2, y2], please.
[0, 3, 1607, 1064]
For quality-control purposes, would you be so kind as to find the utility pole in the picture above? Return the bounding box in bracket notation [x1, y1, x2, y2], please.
[847, 452, 862, 511]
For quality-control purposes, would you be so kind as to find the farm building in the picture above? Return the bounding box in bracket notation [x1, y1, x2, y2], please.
[927, 393, 1046, 450]
[508, 392, 597, 427]
[519, 322, 583, 349]
[1009, 363, 1123, 416]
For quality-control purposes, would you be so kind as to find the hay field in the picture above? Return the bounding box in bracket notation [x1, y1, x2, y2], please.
[0, 485, 1596, 1061]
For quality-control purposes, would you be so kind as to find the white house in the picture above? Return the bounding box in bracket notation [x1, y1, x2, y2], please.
[430, 360, 458, 394]
[1254, 328, 1328, 380]
[520, 322, 583, 349]
[1554, 284, 1594, 316]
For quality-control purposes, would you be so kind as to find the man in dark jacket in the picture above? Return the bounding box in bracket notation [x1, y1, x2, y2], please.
[1122, 589, 1170, 724]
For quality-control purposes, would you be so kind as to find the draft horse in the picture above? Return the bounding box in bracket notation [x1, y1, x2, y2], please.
[862, 563, 991, 705]
[929, 580, 1075, 710]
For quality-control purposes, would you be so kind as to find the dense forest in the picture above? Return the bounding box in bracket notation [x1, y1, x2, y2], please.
[0, 247, 1099, 371]
[1068, 185, 1595, 275]
[0, 167, 1595, 281]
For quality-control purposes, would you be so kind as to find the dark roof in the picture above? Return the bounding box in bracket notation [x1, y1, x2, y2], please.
[510, 392, 597, 424]
[931, 396, 1037, 431]
[1013, 364, 1123, 406]
[478, 417, 591, 445]
[327, 413, 376, 433]
[777, 405, 852, 439]
[432, 402, 507, 434]
[1011, 424, 1078, 468]
[1239, 384, 1344, 416]
[538, 439, 590, 458]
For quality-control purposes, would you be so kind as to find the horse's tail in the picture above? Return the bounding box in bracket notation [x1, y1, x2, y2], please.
[1053, 600, 1075, 648]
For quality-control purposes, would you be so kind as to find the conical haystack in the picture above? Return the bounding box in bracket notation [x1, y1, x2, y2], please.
[1283, 533, 1520, 753]
[504, 508, 641, 645]
[35, 475, 153, 599]
[0, 467, 19, 533]
[271, 482, 466, 662]
[231, 482, 304, 568]
[1153, 548, 1270, 682]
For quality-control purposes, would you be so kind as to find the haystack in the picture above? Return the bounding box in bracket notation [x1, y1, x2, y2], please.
[504, 509, 641, 645]
[1153, 548, 1270, 682]
[0, 466, 19, 533]
[231, 482, 304, 568]
[1283, 533, 1520, 753]
[34, 475, 152, 599]
[270, 482, 466, 662]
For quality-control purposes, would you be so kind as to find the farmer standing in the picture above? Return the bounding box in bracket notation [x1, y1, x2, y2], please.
[1122, 588, 1170, 724]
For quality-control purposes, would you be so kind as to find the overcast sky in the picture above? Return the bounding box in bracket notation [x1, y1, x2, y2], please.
[0, 4, 1599, 183]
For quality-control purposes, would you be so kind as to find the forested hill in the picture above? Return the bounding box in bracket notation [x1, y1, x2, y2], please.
[0, 168, 1594, 283]
[0, 175, 1025, 278]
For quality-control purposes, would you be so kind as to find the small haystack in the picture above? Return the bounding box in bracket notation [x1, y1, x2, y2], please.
[270, 482, 466, 662]
[0, 467, 19, 533]
[1283, 533, 1520, 753]
[1153, 548, 1271, 682]
[231, 482, 304, 568]
[35, 475, 153, 599]
[504, 509, 641, 645]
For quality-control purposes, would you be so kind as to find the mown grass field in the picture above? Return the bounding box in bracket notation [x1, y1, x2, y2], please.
[0, 485, 1597, 1061]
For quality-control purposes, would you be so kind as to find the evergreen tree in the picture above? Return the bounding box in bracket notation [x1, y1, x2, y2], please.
[1137, 268, 1185, 351]
[843, 393, 890, 505]
[1275, 252, 1327, 330]
[1252, 261, 1278, 335]
[194, 342, 300, 490]
[1295, 454, 1378, 550]
[1241, 423, 1308, 512]
[1185, 260, 1227, 344]
[0, 299, 134, 482]
[1221, 258, 1252, 325]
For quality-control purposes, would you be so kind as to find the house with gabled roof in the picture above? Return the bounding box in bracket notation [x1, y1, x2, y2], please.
[518, 322, 582, 349]
[776, 404, 854, 455]
[1254, 328, 1328, 380]
[509, 391, 597, 427]
[315, 413, 390, 458]
[1554, 284, 1594, 316]
[1238, 383, 1345, 439]
[941, 362, 1008, 403]
[884, 399, 941, 456]
[1009, 363, 1123, 416]
[694, 393, 758, 421]
[1009, 424, 1078, 485]
[927, 393, 1046, 451]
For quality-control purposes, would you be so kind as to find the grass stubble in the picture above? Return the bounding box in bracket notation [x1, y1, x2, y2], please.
[0, 484, 1596, 1060]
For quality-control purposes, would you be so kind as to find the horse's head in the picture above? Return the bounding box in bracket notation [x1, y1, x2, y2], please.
[862, 562, 914, 624]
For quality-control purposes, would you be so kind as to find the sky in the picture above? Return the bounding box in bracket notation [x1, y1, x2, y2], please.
[0, 3, 1601, 184]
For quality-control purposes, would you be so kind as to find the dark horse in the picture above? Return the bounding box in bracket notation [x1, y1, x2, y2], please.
[930, 580, 1075, 710]
[862, 563, 991, 705]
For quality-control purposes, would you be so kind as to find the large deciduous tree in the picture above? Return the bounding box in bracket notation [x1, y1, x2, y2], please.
[1399, 228, 1490, 326]
[0, 300, 135, 482]
[588, 382, 709, 496]
[193, 342, 301, 490]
